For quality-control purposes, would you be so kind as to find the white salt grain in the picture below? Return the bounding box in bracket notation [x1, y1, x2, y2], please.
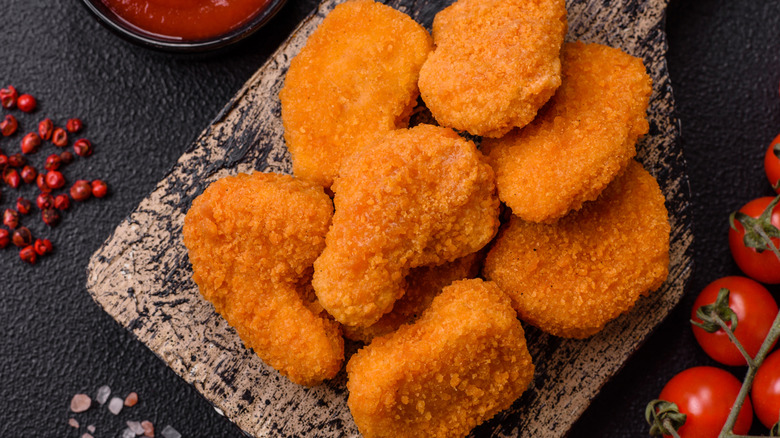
[70, 394, 92, 413]
[161, 425, 181, 438]
[87, 425, 95, 433]
[108, 397, 124, 415]
[96, 385, 111, 405]
[68, 418, 79, 428]
[127, 421, 144, 435]
[121, 428, 136, 438]
[81, 434, 94, 438]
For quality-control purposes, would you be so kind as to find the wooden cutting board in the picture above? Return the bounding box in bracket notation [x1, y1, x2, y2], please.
[86, 0, 692, 436]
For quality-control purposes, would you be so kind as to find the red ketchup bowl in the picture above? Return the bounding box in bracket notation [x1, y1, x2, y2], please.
[80, 0, 288, 53]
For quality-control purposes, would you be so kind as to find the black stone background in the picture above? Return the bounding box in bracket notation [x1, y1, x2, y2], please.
[0, 0, 778, 436]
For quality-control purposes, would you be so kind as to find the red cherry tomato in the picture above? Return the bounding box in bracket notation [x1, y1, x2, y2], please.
[691, 276, 778, 366]
[753, 349, 780, 429]
[728, 196, 780, 284]
[767, 133, 780, 194]
[659, 367, 752, 438]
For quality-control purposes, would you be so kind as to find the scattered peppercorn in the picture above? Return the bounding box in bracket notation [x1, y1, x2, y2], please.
[3, 209, 19, 229]
[73, 138, 92, 157]
[0, 95, 106, 262]
[19, 245, 37, 264]
[44, 154, 61, 171]
[1, 114, 18, 137]
[59, 150, 74, 164]
[21, 132, 42, 154]
[45, 170, 65, 189]
[3, 168, 21, 188]
[52, 128, 68, 147]
[0, 229, 9, 248]
[38, 118, 54, 140]
[36, 193, 54, 210]
[91, 180, 108, 198]
[12, 227, 32, 247]
[70, 180, 92, 201]
[54, 194, 70, 211]
[20, 165, 37, 184]
[16, 94, 36, 113]
[36, 173, 51, 193]
[41, 208, 60, 227]
[35, 173, 51, 193]
[16, 198, 31, 215]
[66, 118, 83, 133]
[8, 153, 26, 168]
[33, 238, 52, 256]
[0, 86, 18, 109]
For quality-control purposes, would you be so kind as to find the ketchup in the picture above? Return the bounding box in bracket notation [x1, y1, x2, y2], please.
[100, 0, 272, 41]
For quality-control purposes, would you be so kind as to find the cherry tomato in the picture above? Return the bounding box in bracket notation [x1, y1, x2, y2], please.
[659, 367, 752, 438]
[728, 196, 780, 284]
[753, 349, 780, 429]
[691, 276, 778, 366]
[767, 133, 780, 194]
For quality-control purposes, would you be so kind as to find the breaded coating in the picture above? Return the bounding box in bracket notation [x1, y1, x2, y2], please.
[279, 0, 433, 188]
[483, 161, 670, 338]
[312, 124, 500, 327]
[343, 252, 484, 343]
[182, 172, 343, 386]
[418, 0, 567, 138]
[347, 279, 534, 438]
[482, 41, 652, 223]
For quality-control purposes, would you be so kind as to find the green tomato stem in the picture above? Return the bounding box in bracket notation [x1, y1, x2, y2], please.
[751, 221, 780, 262]
[713, 313, 756, 368]
[664, 419, 682, 438]
[719, 310, 780, 438]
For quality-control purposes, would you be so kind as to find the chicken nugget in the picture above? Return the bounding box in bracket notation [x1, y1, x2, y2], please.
[483, 161, 670, 338]
[346, 279, 534, 438]
[312, 124, 500, 327]
[182, 172, 343, 386]
[342, 252, 484, 343]
[482, 41, 653, 223]
[418, 0, 567, 138]
[279, 0, 433, 188]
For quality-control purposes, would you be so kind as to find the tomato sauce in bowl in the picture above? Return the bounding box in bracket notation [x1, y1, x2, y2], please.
[100, 0, 271, 41]
[82, 0, 286, 52]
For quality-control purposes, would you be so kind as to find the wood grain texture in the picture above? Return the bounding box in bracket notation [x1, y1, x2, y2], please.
[86, 0, 692, 436]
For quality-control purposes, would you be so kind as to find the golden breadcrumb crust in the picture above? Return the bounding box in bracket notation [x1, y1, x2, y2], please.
[484, 161, 670, 338]
[346, 279, 534, 438]
[279, 0, 433, 188]
[312, 124, 500, 327]
[418, 0, 567, 137]
[182, 172, 343, 386]
[482, 41, 652, 223]
[342, 252, 484, 343]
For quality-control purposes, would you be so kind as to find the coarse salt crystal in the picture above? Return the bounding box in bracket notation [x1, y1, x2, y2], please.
[161, 425, 181, 438]
[141, 420, 154, 437]
[124, 391, 138, 407]
[87, 425, 95, 433]
[70, 394, 92, 413]
[96, 385, 111, 405]
[120, 428, 135, 438]
[127, 421, 144, 435]
[68, 418, 79, 428]
[81, 434, 94, 438]
[108, 397, 124, 415]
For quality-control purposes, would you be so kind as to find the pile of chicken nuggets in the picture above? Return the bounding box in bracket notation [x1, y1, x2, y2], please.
[182, 0, 671, 436]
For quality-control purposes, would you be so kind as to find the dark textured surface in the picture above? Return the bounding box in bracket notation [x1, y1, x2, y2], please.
[0, 1, 777, 438]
